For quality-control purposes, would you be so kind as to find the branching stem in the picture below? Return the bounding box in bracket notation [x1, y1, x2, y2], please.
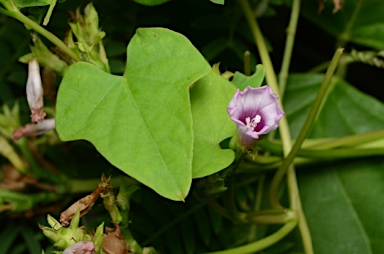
[238, 0, 314, 253]
[0, 7, 80, 62]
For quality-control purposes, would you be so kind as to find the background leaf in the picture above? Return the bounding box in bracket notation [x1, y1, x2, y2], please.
[12, 0, 54, 8]
[284, 74, 384, 253]
[56, 28, 211, 201]
[0, 224, 20, 254]
[300, 0, 384, 49]
[210, 0, 225, 5]
[285, 74, 384, 138]
[190, 70, 236, 178]
[132, 0, 169, 6]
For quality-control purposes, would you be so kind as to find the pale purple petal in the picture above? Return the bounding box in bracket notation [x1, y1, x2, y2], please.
[63, 241, 95, 254]
[227, 86, 284, 148]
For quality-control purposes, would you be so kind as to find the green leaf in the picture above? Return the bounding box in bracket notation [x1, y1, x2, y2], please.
[231, 64, 265, 90]
[132, 0, 169, 6]
[12, 0, 53, 7]
[18, 35, 68, 75]
[210, 0, 225, 5]
[298, 164, 373, 253]
[21, 227, 41, 254]
[56, 28, 211, 201]
[0, 224, 20, 254]
[300, 0, 384, 49]
[285, 74, 384, 139]
[190, 70, 236, 178]
[284, 74, 384, 253]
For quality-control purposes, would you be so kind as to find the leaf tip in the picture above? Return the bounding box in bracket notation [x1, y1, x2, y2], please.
[177, 192, 186, 202]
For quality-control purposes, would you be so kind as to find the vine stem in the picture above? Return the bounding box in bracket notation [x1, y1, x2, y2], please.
[270, 48, 343, 254]
[0, 6, 80, 62]
[205, 219, 298, 254]
[258, 139, 384, 159]
[269, 48, 344, 208]
[238, 0, 314, 253]
[278, 0, 301, 99]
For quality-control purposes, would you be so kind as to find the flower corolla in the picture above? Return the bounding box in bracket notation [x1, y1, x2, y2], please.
[227, 86, 284, 148]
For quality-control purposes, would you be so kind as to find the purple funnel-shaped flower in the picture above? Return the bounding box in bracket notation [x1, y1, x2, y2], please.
[227, 86, 284, 148]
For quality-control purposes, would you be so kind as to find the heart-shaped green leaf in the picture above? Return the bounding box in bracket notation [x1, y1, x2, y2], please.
[190, 70, 236, 178]
[56, 28, 211, 201]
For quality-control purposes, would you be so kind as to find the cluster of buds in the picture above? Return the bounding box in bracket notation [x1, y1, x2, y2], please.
[40, 210, 102, 253]
[40, 176, 142, 254]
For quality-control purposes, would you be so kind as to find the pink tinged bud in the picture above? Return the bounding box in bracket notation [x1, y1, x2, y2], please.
[12, 118, 55, 141]
[63, 241, 95, 254]
[227, 86, 284, 148]
[27, 59, 46, 123]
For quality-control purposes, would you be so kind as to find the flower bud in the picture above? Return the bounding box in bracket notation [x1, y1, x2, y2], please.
[26, 59, 46, 123]
[40, 212, 92, 250]
[12, 118, 55, 141]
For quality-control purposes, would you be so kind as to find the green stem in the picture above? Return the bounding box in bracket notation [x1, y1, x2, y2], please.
[0, 1, 15, 11]
[239, 158, 317, 173]
[0, 136, 25, 172]
[259, 139, 384, 159]
[336, 0, 362, 48]
[334, 0, 362, 79]
[260, 129, 384, 151]
[43, 0, 56, 26]
[299, 147, 384, 158]
[244, 50, 251, 76]
[0, 189, 59, 212]
[238, 1, 312, 253]
[307, 60, 331, 73]
[246, 208, 296, 224]
[204, 219, 298, 254]
[269, 48, 343, 208]
[237, 0, 279, 94]
[278, 0, 301, 99]
[0, 7, 80, 62]
[307, 129, 384, 149]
